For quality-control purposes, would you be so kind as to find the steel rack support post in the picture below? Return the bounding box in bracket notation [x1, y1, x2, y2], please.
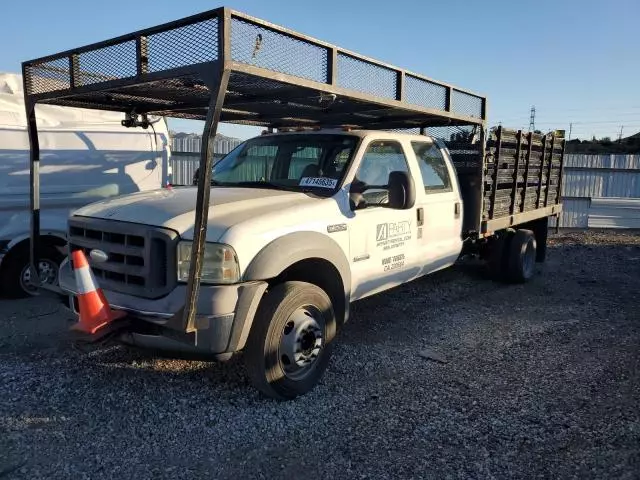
[544, 135, 556, 208]
[488, 126, 502, 220]
[182, 9, 232, 333]
[23, 67, 41, 290]
[510, 130, 523, 216]
[536, 135, 547, 209]
[475, 125, 487, 234]
[181, 71, 230, 333]
[520, 131, 533, 213]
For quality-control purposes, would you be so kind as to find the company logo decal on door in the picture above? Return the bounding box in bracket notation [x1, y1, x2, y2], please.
[375, 221, 411, 251]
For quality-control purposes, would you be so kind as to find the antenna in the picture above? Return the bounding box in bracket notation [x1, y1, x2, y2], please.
[618, 125, 624, 143]
[529, 105, 536, 131]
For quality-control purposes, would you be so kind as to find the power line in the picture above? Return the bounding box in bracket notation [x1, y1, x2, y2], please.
[535, 119, 640, 125]
[542, 105, 640, 113]
[496, 112, 640, 124]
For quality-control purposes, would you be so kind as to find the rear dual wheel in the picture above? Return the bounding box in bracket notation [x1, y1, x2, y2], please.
[487, 229, 537, 283]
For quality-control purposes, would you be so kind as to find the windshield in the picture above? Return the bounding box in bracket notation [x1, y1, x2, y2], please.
[211, 134, 359, 192]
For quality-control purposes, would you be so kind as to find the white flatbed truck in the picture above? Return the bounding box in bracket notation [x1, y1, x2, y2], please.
[22, 7, 564, 399]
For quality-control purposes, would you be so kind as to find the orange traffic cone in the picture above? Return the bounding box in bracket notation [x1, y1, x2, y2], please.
[70, 249, 126, 334]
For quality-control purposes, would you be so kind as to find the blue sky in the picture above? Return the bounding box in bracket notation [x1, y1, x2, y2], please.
[2, 0, 638, 140]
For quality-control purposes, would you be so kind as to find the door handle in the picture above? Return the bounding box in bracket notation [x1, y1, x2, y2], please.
[454, 202, 460, 219]
[417, 207, 424, 226]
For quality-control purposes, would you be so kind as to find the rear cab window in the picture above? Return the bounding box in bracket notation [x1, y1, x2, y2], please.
[411, 141, 452, 193]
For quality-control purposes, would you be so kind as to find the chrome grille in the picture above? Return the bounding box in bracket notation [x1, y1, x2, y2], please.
[68, 217, 178, 299]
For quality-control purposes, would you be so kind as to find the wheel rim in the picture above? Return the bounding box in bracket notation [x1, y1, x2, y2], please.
[20, 259, 58, 295]
[278, 305, 325, 381]
[522, 241, 535, 278]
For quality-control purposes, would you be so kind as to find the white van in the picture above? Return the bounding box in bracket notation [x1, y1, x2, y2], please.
[0, 72, 171, 297]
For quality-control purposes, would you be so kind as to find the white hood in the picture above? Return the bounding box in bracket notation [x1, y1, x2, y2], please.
[72, 186, 319, 241]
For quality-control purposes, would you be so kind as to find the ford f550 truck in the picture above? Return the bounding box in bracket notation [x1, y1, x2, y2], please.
[22, 7, 564, 399]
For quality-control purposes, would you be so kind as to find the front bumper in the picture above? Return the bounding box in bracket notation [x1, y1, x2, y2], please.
[59, 257, 268, 358]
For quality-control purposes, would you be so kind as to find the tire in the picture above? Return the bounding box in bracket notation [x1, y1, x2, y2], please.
[486, 229, 514, 281]
[533, 218, 549, 263]
[506, 229, 537, 283]
[0, 243, 63, 298]
[244, 281, 337, 400]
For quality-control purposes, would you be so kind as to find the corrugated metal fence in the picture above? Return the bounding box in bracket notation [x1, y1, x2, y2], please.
[169, 150, 640, 229]
[170, 152, 225, 185]
[555, 154, 640, 228]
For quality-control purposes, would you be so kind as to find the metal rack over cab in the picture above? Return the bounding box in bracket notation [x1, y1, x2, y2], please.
[22, 7, 564, 359]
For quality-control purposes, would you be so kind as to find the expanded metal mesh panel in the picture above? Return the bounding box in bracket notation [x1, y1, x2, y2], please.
[77, 41, 137, 86]
[451, 90, 483, 118]
[38, 75, 212, 119]
[148, 18, 219, 72]
[425, 125, 483, 170]
[336, 53, 397, 100]
[387, 127, 421, 135]
[25, 57, 70, 94]
[387, 126, 483, 174]
[405, 75, 447, 110]
[227, 71, 302, 96]
[156, 110, 208, 120]
[23, 9, 487, 131]
[231, 17, 328, 83]
[119, 77, 211, 105]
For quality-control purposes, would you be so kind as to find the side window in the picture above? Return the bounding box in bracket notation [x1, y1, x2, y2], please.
[355, 141, 409, 187]
[411, 141, 452, 193]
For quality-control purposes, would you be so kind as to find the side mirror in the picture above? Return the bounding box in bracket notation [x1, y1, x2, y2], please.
[387, 171, 416, 209]
[349, 192, 367, 210]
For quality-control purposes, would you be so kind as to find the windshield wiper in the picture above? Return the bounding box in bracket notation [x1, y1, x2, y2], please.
[210, 180, 334, 194]
[211, 180, 298, 191]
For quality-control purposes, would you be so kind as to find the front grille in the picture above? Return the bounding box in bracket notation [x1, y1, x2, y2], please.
[68, 217, 178, 299]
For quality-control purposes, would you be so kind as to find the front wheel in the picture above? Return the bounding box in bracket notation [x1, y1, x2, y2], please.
[244, 281, 336, 400]
[0, 244, 63, 298]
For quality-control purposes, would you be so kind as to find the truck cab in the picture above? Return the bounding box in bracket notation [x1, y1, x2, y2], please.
[58, 129, 463, 397]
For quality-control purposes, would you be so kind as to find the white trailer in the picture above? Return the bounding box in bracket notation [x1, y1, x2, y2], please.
[0, 73, 172, 297]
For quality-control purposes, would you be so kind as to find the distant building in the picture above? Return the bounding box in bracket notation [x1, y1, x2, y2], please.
[169, 131, 243, 154]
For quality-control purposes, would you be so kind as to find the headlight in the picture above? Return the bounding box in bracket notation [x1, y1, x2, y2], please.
[177, 241, 240, 284]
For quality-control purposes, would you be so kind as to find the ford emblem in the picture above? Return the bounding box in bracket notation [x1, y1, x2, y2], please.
[89, 249, 109, 263]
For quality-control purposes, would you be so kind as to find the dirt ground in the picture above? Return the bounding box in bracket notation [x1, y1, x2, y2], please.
[1, 230, 639, 479]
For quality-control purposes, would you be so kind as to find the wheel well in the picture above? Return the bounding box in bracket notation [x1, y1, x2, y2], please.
[1, 235, 66, 269]
[10, 235, 66, 253]
[271, 258, 346, 326]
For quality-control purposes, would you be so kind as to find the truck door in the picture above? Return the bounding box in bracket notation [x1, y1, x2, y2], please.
[348, 140, 419, 300]
[409, 140, 463, 275]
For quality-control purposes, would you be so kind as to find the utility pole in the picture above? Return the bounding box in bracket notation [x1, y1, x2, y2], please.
[568, 123, 572, 141]
[618, 125, 624, 143]
[529, 106, 536, 131]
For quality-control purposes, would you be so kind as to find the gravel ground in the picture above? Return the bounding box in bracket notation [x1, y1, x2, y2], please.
[1, 230, 639, 479]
